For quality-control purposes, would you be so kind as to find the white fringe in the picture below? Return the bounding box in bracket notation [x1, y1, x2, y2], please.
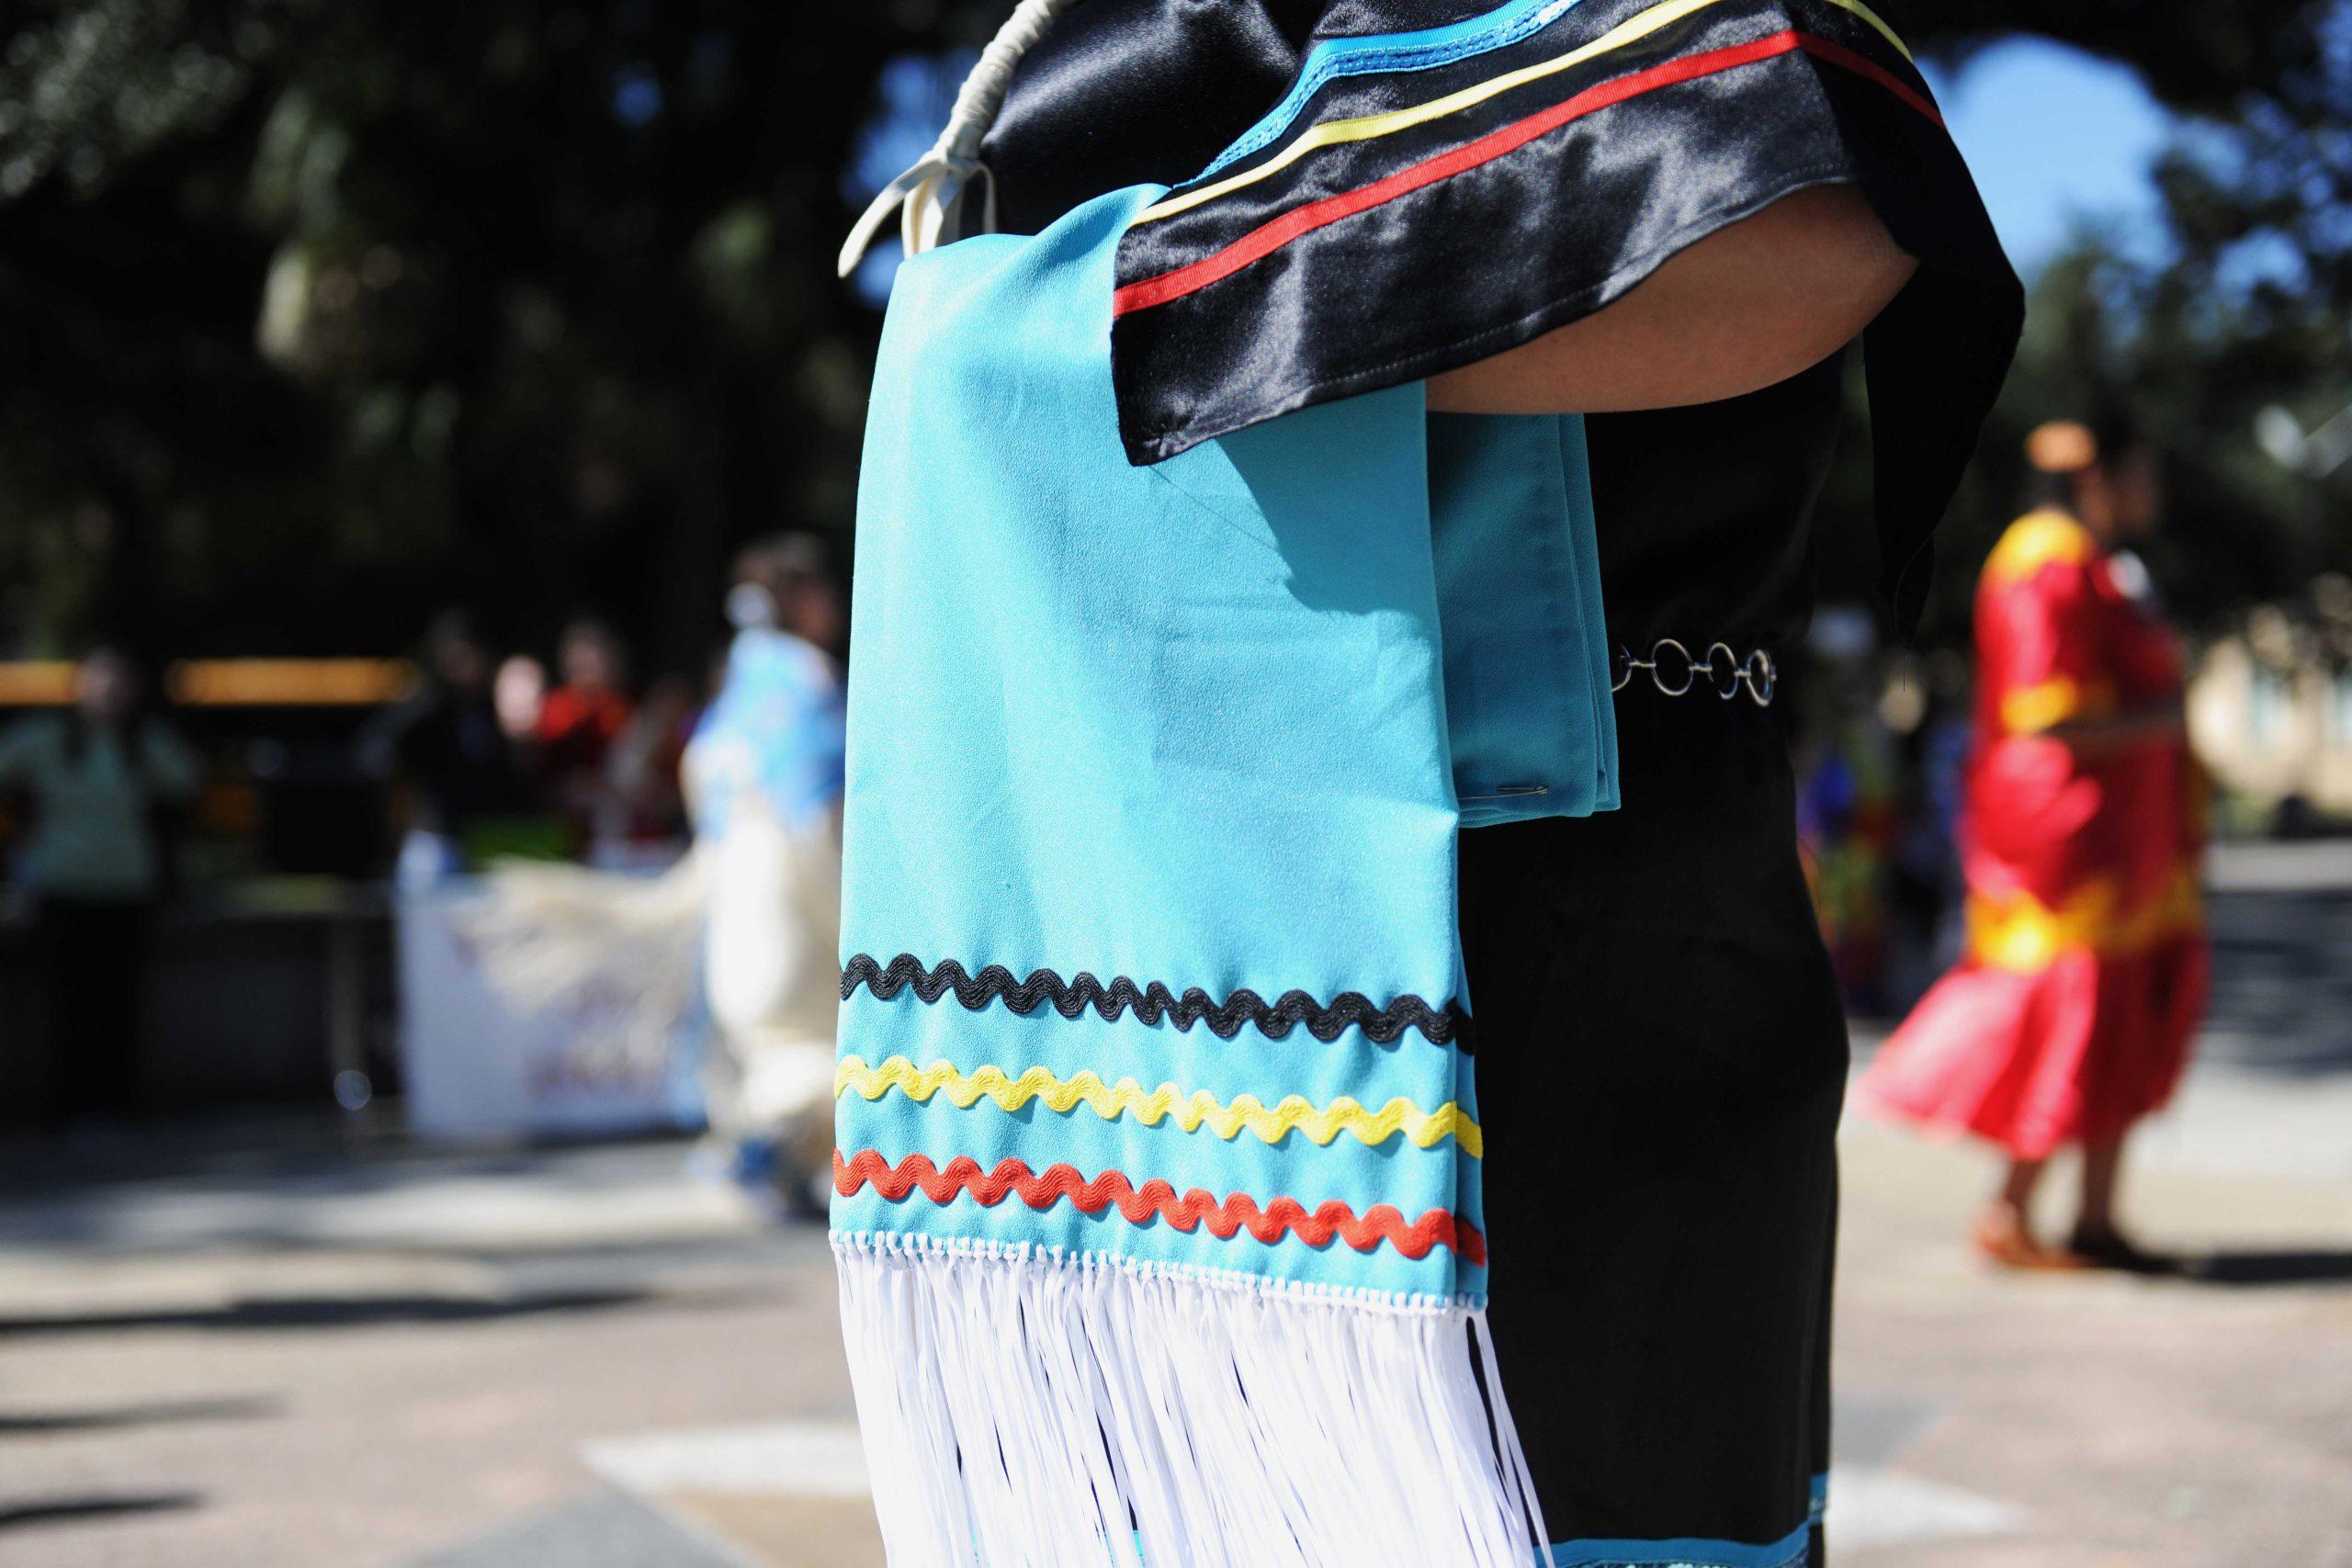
[835, 1235, 1550, 1567]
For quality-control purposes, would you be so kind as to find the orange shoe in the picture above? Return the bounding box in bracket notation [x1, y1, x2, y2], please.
[1972, 1208, 2089, 1272]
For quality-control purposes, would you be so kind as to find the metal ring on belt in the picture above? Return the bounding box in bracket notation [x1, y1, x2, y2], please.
[1611, 638, 1777, 706]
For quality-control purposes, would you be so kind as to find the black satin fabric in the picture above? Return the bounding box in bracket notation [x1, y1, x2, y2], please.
[986, 0, 1508, 230]
[987, 0, 1317, 233]
[988, 0, 2021, 633]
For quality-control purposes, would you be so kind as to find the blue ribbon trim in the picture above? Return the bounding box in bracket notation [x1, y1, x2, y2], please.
[1548, 1518, 1814, 1568]
[1191, 0, 1596, 182]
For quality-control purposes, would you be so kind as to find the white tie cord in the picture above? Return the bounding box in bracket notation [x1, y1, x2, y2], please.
[837, 0, 1073, 278]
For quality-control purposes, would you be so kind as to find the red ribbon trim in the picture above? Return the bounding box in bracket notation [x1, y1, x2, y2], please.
[834, 1148, 1487, 1264]
[1112, 28, 1943, 319]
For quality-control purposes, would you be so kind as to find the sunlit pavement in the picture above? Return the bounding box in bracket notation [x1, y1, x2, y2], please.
[1832, 1100, 2352, 1566]
[0, 1131, 857, 1568]
[2, 847, 2347, 1568]
[2, 1068, 2345, 1568]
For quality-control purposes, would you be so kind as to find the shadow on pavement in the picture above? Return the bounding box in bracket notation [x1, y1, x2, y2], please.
[0, 1289, 648, 1338]
[407, 1488, 748, 1568]
[2180, 1248, 2352, 1287]
[0, 1394, 279, 1435]
[0, 1493, 204, 1530]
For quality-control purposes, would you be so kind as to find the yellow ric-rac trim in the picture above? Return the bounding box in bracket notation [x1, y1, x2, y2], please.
[1983, 508, 2098, 589]
[835, 1055, 1484, 1156]
[1132, 0, 1914, 226]
[1965, 867, 2203, 974]
[2000, 674, 2115, 735]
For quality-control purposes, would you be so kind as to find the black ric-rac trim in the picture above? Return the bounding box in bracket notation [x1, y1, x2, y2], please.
[841, 953, 1464, 1046]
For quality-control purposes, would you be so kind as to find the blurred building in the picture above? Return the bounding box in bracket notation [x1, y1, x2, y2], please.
[2190, 577, 2352, 829]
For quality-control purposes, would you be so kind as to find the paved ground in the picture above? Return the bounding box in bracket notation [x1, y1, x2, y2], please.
[1833, 1108, 2352, 1567]
[3, 1064, 2346, 1568]
[2, 844, 2347, 1568]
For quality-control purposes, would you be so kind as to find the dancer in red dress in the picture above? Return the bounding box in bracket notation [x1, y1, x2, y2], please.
[1861, 419, 2206, 1270]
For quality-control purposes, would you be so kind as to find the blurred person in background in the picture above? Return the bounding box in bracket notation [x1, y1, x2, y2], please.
[1861, 418, 2207, 1270]
[360, 611, 531, 889]
[534, 616, 637, 860]
[603, 672, 699, 859]
[493, 649, 549, 741]
[1887, 649, 1976, 988]
[0, 649, 200, 1123]
[683, 536, 847, 1215]
[1799, 707, 1903, 1016]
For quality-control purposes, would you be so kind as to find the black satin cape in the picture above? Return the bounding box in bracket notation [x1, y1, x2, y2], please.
[985, 0, 2022, 632]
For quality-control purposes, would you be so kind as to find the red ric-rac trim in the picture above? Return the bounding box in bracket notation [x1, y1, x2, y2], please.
[834, 1148, 1487, 1263]
[1112, 28, 1944, 318]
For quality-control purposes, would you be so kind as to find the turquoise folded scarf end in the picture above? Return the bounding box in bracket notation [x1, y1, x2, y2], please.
[831, 184, 1612, 1564]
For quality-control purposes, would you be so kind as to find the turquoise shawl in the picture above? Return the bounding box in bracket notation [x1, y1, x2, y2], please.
[833, 186, 1615, 1565]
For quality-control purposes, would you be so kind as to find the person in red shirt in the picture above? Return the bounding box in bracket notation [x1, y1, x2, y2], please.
[533, 618, 636, 858]
[1861, 419, 2207, 1270]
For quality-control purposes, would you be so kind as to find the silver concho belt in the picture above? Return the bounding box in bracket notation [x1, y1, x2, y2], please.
[1611, 638, 1777, 706]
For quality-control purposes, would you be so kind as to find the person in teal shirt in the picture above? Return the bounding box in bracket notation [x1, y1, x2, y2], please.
[0, 649, 200, 1121]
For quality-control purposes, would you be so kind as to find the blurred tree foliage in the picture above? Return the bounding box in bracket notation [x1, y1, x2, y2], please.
[0, 0, 1003, 667]
[1926, 0, 2324, 111]
[1898, 0, 2352, 641]
[0, 0, 2346, 663]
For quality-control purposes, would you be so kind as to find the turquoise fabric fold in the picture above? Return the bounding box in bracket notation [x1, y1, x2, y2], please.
[1431, 410, 1620, 828]
[832, 184, 1617, 1307]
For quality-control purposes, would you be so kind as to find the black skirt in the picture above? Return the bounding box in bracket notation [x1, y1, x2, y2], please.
[1464, 689, 1848, 1566]
[1445, 355, 1856, 1565]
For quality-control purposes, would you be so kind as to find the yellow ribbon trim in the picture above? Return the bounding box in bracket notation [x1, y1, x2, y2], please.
[835, 1055, 1484, 1157]
[1133, 0, 1915, 226]
[1982, 508, 2097, 589]
[2000, 674, 2116, 735]
[1965, 867, 2203, 973]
